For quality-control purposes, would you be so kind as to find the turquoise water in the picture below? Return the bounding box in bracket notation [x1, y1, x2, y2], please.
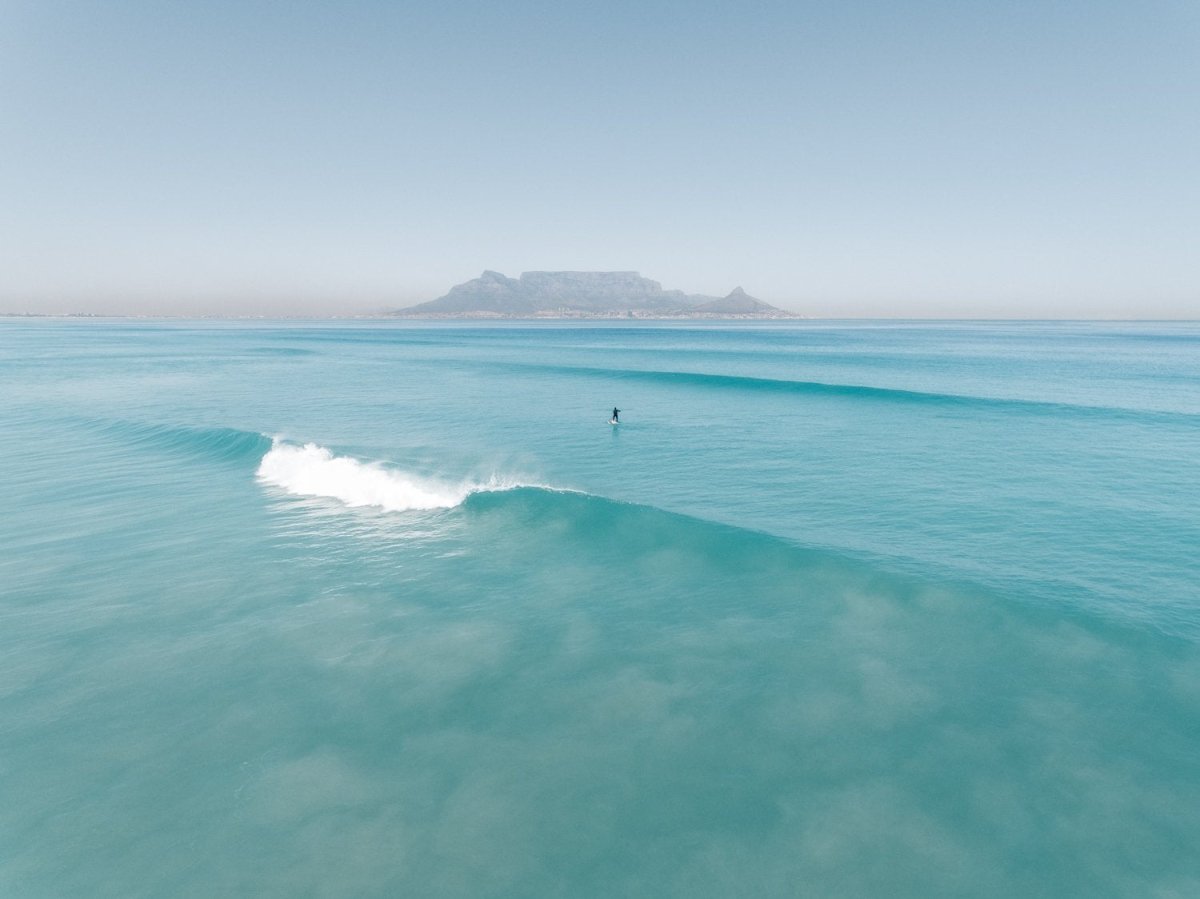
[2, 318, 1199, 897]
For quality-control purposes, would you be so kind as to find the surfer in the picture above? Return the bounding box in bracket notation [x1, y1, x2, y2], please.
[611, 407, 620, 423]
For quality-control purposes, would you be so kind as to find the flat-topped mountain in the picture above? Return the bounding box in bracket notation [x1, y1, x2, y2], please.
[394, 271, 795, 318]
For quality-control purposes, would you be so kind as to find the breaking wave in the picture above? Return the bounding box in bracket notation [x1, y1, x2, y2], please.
[256, 440, 527, 512]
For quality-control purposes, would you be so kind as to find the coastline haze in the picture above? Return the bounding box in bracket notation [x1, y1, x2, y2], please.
[1, 0, 1197, 317]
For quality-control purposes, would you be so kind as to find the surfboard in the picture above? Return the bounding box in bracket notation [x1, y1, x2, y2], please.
[609, 418, 619, 425]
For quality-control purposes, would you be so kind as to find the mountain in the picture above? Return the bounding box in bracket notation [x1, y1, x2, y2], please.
[422, 270, 525, 314]
[690, 287, 780, 315]
[395, 271, 794, 317]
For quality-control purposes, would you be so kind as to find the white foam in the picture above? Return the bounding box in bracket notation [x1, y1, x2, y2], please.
[256, 440, 514, 512]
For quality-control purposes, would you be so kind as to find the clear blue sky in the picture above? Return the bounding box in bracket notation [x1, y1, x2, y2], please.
[2, 0, 1197, 316]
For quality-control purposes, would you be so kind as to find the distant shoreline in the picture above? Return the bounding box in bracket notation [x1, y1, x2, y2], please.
[0, 311, 803, 321]
[389, 310, 804, 320]
[3, 313, 1197, 323]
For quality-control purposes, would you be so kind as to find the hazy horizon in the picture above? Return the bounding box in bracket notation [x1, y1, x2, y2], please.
[2, 0, 1197, 318]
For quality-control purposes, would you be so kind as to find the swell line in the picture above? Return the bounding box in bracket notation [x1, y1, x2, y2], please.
[78, 418, 274, 463]
[486, 362, 1200, 424]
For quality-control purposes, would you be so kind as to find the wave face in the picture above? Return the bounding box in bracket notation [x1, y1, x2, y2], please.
[86, 419, 274, 463]
[256, 439, 518, 511]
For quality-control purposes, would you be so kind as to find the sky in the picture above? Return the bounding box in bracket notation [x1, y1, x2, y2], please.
[1, 0, 1197, 317]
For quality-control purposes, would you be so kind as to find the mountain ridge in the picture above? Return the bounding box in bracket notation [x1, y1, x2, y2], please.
[394, 271, 796, 318]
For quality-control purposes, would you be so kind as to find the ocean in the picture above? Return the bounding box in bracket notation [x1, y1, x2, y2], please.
[2, 318, 1199, 897]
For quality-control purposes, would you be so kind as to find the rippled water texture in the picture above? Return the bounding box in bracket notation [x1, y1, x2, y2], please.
[2, 319, 1199, 897]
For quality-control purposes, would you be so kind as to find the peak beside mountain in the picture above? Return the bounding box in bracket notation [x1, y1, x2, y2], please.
[690, 287, 778, 315]
[395, 272, 795, 318]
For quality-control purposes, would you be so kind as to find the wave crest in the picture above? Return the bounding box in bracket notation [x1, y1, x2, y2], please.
[256, 440, 517, 512]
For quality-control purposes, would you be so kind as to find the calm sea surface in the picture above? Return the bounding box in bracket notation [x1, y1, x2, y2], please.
[2, 319, 1199, 896]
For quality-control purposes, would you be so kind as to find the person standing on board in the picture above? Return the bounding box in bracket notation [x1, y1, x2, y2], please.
[611, 407, 620, 423]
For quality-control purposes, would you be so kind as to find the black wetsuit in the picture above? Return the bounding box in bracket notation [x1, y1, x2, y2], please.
[612, 408, 620, 422]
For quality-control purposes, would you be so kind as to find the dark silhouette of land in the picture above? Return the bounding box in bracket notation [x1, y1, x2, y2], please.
[392, 271, 796, 318]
